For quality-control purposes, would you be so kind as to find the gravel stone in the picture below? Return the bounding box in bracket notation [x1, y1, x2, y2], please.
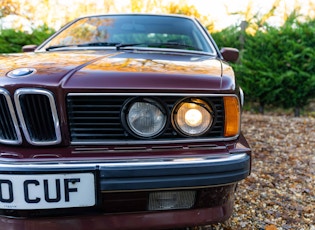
[205, 113, 315, 230]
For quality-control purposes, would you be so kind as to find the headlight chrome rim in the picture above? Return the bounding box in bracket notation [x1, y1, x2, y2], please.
[122, 97, 168, 138]
[172, 98, 214, 137]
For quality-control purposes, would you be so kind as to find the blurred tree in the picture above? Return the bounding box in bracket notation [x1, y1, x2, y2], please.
[276, 16, 315, 116]
[212, 26, 241, 49]
[167, 0, 201, 17]
[235, 21, 287, 114]
[130, 0, 145, 12]
[130, 0, 163, 12]
[225, 12, 315, 116]
[0, 25, 55, 53]
[0, 0, 20, 17]
[165, 0, 215, 32]
[102, 0, 115, 12]
[128, 0, 215, 31]
[227, 0, 282, 35]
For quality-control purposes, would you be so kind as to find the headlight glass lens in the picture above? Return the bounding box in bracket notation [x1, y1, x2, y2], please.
[126, 100, 166, 138]
[173, 99, 213, 136]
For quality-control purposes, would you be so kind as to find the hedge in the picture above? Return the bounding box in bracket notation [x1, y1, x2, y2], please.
[0, 25, 55, 53]
[213, 14, 315, 116]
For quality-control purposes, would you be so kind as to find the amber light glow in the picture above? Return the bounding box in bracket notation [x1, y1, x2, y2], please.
[224, 96, 240, 137]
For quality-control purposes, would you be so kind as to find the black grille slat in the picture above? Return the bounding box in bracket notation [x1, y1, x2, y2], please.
[0, 94, 18, 142]
[67, 95, 225, 143]
[19, 94, 56, 142]
[14, 89, 61, 146]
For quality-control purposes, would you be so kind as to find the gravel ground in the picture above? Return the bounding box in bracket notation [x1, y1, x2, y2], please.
[205, 113, 315, 230]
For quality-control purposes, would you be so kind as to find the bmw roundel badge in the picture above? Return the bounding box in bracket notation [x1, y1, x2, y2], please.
[7, 68, 36, 78]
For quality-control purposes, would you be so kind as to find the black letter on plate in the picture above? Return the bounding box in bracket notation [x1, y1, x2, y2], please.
[64, 178, 80, 202]
[24, 180, 40, 203]
[0, 180, 14, 203]
[44, 179, 61, 202]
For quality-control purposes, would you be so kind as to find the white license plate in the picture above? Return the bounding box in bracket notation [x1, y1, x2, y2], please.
[0, 173, 96, 210]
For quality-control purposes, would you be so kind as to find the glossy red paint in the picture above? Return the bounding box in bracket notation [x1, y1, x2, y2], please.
[0, 184, 237, 229]
[0, 51, 236, 92]
[0, 204, 233, 230]
[0, 14, 251, 229]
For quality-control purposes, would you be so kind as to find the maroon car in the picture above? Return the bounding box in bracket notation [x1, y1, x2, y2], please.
[0, 14, 251, 230]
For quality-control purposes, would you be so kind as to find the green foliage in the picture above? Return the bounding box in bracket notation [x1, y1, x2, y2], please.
[212, 26, 241, 50]
[29, 25, 56, 45]
[213, 13, 315, 116]
[0, 29, 28, 53]
[0, 25, 55, 53]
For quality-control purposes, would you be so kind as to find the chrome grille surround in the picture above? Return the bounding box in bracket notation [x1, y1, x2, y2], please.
[67, 93, 229, 145]
[14, 88, 61, 145]
[0, 88, 22, 145]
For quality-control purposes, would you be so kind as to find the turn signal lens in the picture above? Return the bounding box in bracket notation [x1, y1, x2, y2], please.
[224, 96, 240, 137]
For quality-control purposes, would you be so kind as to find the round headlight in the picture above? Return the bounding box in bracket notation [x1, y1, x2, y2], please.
[123, 98, 167, 138]
[173, 99, 213, 136]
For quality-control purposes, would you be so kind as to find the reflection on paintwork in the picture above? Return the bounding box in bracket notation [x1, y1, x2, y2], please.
[0, 50, 236, 91]
[83, 56, 221, 75]
[0, 52, 105, 77]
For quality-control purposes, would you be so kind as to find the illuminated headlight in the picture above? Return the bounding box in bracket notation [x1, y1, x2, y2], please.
[173, 98, 213, 136]
[123, 98, 167, 138]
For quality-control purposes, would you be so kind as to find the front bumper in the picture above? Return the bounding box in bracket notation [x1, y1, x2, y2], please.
[0, 153, 250, 191]
[0, 204, 235, 230]
[0, 152, 250, 229]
